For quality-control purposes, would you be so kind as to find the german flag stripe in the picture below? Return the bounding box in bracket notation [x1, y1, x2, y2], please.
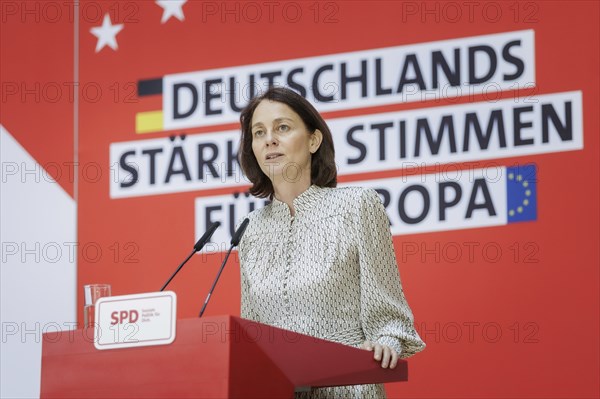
[135, 111, 163, 134]
[138, 78, 163, 96]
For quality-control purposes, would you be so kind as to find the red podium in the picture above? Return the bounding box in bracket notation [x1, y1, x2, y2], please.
[40, 316, 408, 398]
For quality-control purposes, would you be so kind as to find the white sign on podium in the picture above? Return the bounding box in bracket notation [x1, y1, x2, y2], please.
[94, 291, 177, 350]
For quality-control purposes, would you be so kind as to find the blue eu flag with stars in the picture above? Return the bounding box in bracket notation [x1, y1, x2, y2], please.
[506, 164, 537, 223]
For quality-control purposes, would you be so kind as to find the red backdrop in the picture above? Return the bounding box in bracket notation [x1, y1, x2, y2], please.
[2, 1, 598, 397]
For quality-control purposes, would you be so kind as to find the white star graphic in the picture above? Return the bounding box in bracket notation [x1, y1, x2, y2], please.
[90, 14, 124, 53]
[156, 0, 187, 24]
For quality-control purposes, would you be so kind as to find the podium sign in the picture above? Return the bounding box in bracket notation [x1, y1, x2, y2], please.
[94, 291, 176, 350]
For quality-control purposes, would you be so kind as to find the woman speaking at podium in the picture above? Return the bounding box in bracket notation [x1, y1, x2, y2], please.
[237, 87, 425, 398]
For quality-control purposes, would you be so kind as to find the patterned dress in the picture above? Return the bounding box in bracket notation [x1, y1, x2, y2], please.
[238, 185, 425, 398]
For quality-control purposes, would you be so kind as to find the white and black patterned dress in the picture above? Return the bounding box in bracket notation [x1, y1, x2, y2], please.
[238, 185, 425, 398]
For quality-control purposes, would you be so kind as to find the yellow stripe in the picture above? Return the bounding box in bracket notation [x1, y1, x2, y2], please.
[136, 111, 163, 134]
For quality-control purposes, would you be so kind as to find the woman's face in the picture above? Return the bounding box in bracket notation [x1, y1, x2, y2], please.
[250, 100, 321, 184]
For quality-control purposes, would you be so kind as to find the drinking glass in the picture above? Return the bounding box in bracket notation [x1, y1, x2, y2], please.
[83, 284, 111, 328]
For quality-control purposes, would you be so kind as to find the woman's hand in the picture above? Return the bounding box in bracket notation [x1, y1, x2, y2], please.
[361, 340, 399, 369]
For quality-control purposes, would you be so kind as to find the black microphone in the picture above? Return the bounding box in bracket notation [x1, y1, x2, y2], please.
[231, 217, 250, 246]
[159, 221, 220, 292]
[199, 218, 250, 317]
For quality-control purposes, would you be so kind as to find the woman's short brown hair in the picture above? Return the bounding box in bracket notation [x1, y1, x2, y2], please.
[239, 87, 337, 199]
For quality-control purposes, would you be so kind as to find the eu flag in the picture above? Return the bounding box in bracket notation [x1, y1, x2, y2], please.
[506, 164, 537, 223]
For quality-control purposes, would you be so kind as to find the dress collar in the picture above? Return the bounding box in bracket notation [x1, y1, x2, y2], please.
[270, 184, 326, 216]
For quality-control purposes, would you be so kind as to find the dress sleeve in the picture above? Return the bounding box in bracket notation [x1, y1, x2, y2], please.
[357, 188, 426, 358]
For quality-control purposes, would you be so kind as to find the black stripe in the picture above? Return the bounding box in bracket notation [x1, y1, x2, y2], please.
[138, 78, 163, 96]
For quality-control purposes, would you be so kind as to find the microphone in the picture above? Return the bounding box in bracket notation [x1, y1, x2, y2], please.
[231, 217, 250, 246]
[199, 218, 250, 317]
[159, 221, 220, 292]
